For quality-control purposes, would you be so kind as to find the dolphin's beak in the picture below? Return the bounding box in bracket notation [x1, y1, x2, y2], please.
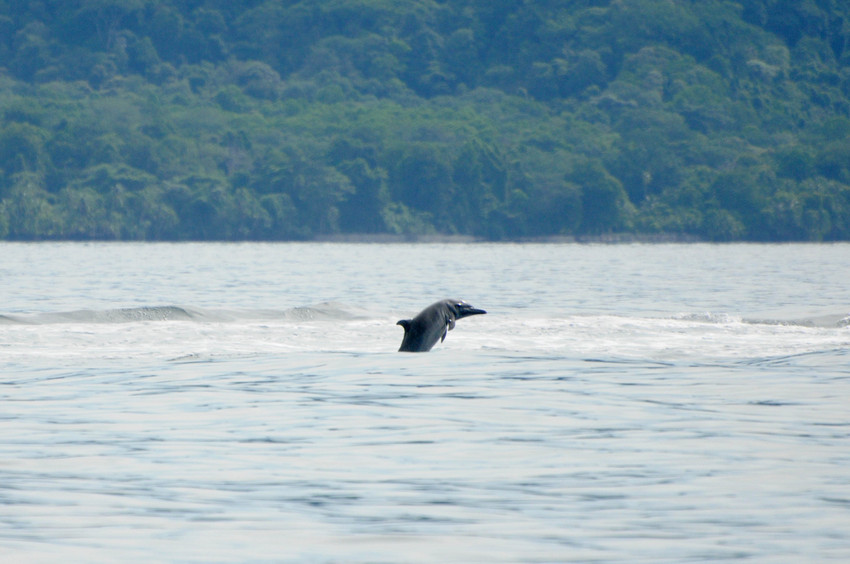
[458, 306, 486, 318]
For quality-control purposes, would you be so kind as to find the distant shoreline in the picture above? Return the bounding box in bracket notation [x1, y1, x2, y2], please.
[315, 233, 703, 244]
[5, 233, 848, 244]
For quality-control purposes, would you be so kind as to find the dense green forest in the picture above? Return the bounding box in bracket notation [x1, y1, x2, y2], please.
[1, 0, 849, 241]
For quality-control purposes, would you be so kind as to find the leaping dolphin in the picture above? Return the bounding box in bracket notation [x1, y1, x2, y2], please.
[397, 299, 486, 352]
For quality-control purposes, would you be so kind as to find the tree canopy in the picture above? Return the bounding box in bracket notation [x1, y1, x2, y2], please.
[1, 0, 849, 241]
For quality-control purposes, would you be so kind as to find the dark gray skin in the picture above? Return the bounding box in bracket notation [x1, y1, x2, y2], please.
[397, 299, 486, 352]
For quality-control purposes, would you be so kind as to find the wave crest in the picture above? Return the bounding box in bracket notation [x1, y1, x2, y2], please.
[0, 302, 373, 325]
[673, 311, 850, 328]
[672, 312, 742, 324]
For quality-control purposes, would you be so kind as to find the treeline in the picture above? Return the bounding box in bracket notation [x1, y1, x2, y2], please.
[1, 0, 850, 241]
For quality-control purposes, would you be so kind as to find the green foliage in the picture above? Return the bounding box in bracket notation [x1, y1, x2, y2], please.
[572, 160, 634, 234]
[1, 0, 850, 241]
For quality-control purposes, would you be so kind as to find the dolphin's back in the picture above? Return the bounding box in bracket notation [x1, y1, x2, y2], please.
[397, 319, 424, 352]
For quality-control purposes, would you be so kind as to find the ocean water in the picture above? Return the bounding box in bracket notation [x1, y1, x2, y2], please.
[1, 242, 848, 562]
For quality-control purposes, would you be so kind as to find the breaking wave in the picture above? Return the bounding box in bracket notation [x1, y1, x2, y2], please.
[0, 302, 373, 325]
[673, 311, 850, 328]
[672, 312, 743, 324]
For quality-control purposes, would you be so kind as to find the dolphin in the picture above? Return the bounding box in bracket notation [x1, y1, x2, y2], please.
[397, 299, 486, 352]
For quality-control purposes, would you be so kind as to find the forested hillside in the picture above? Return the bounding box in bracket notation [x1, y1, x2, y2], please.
[1, 0, 849, 241]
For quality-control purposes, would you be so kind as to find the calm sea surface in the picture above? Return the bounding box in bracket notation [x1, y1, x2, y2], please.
[1, 242, 849, 562]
